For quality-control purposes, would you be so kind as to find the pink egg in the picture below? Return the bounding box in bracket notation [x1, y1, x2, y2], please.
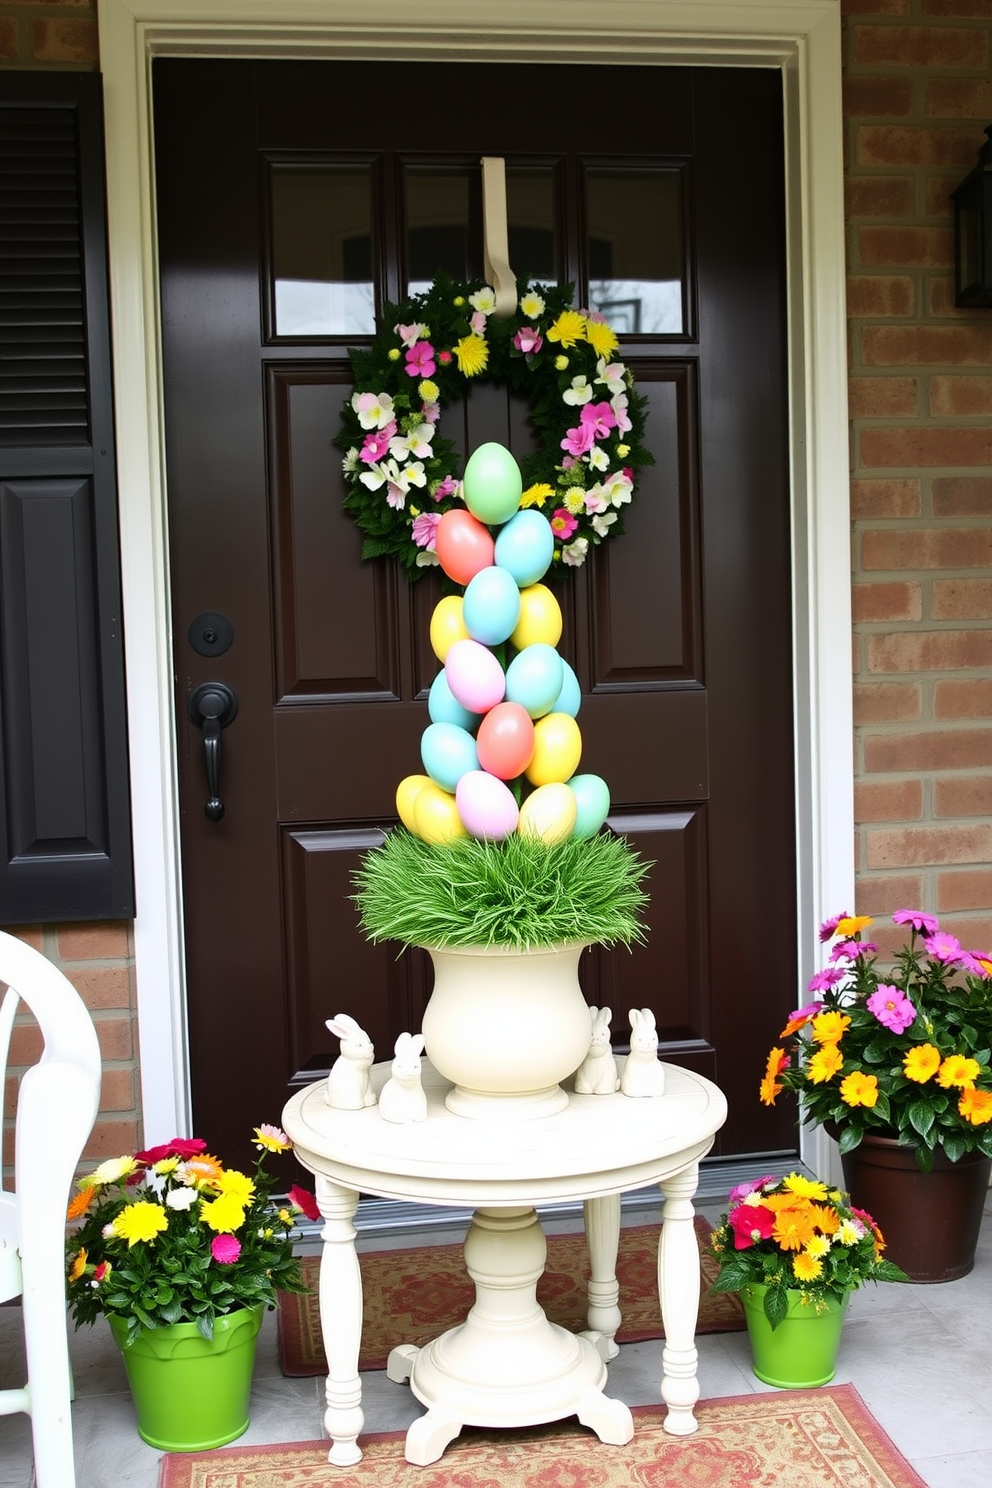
[456, 771, 520, 840]
[445, 638, 506, 715]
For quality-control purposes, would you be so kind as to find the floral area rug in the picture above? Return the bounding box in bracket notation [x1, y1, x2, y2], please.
[277, 1216, 742, 1375]
[158, 1386, 927, 1488]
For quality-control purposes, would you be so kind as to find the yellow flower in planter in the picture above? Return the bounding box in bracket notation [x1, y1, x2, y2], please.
[839, 1071, 879, 1108]
[113, 1201, 169, 1247]
[903, 1043, 941, 1082]
[200, 1192, 247, 1234]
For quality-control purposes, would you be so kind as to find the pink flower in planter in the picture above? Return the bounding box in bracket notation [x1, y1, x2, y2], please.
[729, 1203, 775, 1249]
[867, 984, 917, 1035]
[210, 1234, 242, 1264]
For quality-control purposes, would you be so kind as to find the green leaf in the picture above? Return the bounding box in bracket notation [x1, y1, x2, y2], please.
[907, 1100, 934, 1138]
[837, 1125, 863, 1155]
[763, 1284, 789, 1330]
[712, 1257, 753, 1292]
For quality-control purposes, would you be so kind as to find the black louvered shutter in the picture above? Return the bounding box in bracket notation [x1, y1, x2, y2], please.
[0, 72, 133, 922]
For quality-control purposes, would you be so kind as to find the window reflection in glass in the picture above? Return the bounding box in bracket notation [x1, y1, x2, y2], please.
[271, 163, 375, 337]
[405, 164, 556, 295]
[585, 168, 683, 334]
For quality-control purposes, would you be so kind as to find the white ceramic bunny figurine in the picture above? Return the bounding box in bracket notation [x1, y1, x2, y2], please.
[325, 1013, 377, 1109]
[620, 1007, 666, 1097]
[574, 1005, 620, 1094]
[378, 1032, 428, 1124]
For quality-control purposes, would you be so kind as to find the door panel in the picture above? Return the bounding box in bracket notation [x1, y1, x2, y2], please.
[154, 59, 797, 1170]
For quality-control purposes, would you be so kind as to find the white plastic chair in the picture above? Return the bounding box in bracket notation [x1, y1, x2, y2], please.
[0, 930, 102, 1488]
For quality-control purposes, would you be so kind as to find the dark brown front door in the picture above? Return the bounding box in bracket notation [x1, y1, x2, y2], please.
[153, 59, 796, 1170]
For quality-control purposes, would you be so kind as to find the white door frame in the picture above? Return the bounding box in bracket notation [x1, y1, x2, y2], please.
[98, 0, 852, 1180]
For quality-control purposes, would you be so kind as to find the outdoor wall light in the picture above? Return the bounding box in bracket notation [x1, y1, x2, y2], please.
[952, 124, 992, 308]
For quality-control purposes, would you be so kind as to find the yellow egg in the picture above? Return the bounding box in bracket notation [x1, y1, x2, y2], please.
[396, 774, 433, 834]
[413, 781, 468, 844]
[517, 783, 578, 844]
[525, 713, 582, 786]
[510, 584, 563, 650]
[429, 595, 471, 662]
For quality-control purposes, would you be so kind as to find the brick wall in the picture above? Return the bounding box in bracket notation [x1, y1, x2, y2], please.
[843, 0, 992, 956]
[0, 0, 98, 67]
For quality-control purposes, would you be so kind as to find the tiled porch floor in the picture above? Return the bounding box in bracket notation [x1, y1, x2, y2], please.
[2, 1195, 990, 1488]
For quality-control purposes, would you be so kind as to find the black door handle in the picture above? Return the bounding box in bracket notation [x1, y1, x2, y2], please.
[188, 682, 239, 821]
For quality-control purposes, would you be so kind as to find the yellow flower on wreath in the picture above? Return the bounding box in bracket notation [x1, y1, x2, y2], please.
[806, 1043, 844, 1084]
[936, 1054, 980, 1090]
[903, 1044, 942, 1083]
[959, 1087, 992, 1125]
[583, 318, 619, 360]
[113, 1201, 169, 1247]
[454, 334, 488, 376]
[839, 1071, 879, 1108]
[519, 482, 553, 510]
[546, 309, 586, 348]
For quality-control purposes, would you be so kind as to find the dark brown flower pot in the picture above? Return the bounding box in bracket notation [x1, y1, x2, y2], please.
[836, 1130, 991, 1283]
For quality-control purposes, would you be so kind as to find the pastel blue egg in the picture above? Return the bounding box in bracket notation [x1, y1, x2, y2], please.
[553, 660, 582, 718]
[421, 722, 479, 793]
[428, 671, 480, 732]
[567, 773, 611, 838]
[462, 565, 522, 647]
[494, 510, 555, 588]
[504, 644, 565, 719]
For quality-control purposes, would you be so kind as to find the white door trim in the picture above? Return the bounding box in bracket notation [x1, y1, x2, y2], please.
[98, 0, 853, 1180]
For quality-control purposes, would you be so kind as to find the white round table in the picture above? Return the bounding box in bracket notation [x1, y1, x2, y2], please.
[282, 1058, 727, 1467]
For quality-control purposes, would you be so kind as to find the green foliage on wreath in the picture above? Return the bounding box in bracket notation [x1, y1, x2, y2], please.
[333, 275, 653, 583]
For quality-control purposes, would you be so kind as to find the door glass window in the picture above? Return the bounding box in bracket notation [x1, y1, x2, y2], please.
[405, 164, 556, 295]
[270, 162, 375, 337]
[584, 167, 683, 334]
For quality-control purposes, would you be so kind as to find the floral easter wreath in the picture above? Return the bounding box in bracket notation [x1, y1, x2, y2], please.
[334, 276, 653, 583]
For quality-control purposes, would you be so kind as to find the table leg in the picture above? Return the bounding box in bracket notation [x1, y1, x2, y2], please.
[315, 1177, 364, 1466]
[657, 1163, 701, 1436]
[582, 1195, 621, 1359]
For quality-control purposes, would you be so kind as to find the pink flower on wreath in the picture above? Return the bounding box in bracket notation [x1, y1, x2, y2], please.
[470, 310, 487, 335]
[210, 1234, 242, 1265]
[513, 326, 543, 355]
[433, 474, 461, 502]
[438, 349, 453, 365]
[360, 423, 396, 464]
[404, 341, 436, 378]
[924, 931, 964, 964]
[412, 511, 442, 550]
[893, 909, 940, 936]
[561, 422, 596, 457]
[550, 508, 578, 540]
[579, 401, 616, 440]
[867, 983, 917, 1034]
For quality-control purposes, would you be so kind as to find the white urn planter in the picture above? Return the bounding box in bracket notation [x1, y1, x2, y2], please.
[421, 941, 592, 1119]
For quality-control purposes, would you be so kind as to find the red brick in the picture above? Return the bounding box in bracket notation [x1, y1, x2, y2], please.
[855, 779, 924, 821]
[925, 179, 958, 221]
[940, 913, 992, 947]
[31, 18, 98, 64]
[852, 581, 923, 621]
[861, 528, 992, 569]
[934, 677, 992, 716]
[864, 726, 992, 769]
[854, 873, 925, 915]
[924, 0, 992, 16]
[866, 823, 992, 869]
[0, 19, 18, 59]
[58, 921, 131, 962]
[844, 77, 914, 117]
[98, 1068, 136, 1113]
[853, 682, 922, 723]
[932, 476, 992, 514]
[854, 26, 988, 68]
[926, 77, 992, 118]
[847, 276, 915, 317]
[861, 426, 992, 466]
[68, 966, 133, 1011]
[94, 1016, 134, 1062]
[849, 377, 918, 417]
[932, 578, 992, 619]
[861, 325, 992, 366]
[845, 176, 916, 217]
[82, 1120, 140, 1164]
[858, 224, 954, 264]
[934, 774, 992, 816]
[936, 869, 992, 914]
[850, 478, 922, 518]
[4, 925, 44, 952]
[929, 375, 992, 416]
[866, 630, 992, 673]
[7, 1023, 43, 1067]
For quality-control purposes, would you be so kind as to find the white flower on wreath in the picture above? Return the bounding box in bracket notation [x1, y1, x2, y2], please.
[468, 287, 497, 316]
[389, 423, 435, 462]
[562, 375, 594, 407]
[591, 509, 618, 539]
[603, 470, 634, 507]
[342, 446, 360, 474]
[352, 390, 395, 430]
[395, 322, 429, 348]
[382, 460, 427, 509]
[584, 484, 608, 514]
[611, 391, 633, 435]
[595, 359, 626, 397]
[563, 486, 586, 515]
[587, 446, 610, 472]
[561, 535, 589, 567]
[519, 289, 545, 319]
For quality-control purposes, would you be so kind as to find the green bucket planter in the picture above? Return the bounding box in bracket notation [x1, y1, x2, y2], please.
[741, 1284, 849, 1389]
[108, 1305, 263, 1450]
